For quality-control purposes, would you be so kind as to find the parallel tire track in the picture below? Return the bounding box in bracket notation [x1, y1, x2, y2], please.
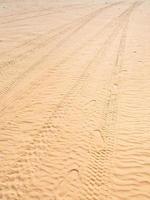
[0, 2, 131, 114]
[0, 2, 122, 99]
[0, 3, 96, 57]
[0, 3, 140, 200]
[0, 2, 122, 62]
[0, 3, 91, 25]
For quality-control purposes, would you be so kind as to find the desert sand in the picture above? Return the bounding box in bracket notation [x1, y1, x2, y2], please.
[0, 0, 150, 199]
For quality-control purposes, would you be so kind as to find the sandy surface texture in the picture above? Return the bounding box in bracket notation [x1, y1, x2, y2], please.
[0, 0, 150, 199]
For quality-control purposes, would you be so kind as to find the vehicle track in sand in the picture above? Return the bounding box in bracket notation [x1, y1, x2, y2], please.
[108, 1, 150, 199]
[0, 2, 123, 104]
[0, 3, 89, 19]
[0, 3, 98, 56]
[0, 1, 144, 200]
[0, 2, 132, 114]
[0, 0, 149, 200]
[0, 3, 93, 25]
[0, 2, 122, 62]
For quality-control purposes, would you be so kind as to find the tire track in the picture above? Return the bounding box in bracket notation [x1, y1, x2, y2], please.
[85, 1, 143, 199]
[35, 2, 142, 199]
[0, 2, 122, 100]
[0, 3, 91, 25]
[108, 1, 150, 199]
[1, 3, 86, 19]
[0, 3, 116, 64]
[0, 3, 96, 57]
[0, 3, 132, 114]
[0, 2, 100, 56]
[0, 1, 121, 63]
[0, 4, 136, 199]
[57, 3, 143, 199]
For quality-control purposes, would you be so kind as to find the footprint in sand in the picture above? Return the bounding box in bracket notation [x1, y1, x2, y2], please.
[91, 129, 105, 150]
[55, 168, 81, 199]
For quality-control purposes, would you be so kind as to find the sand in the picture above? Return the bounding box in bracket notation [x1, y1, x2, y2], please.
[0, 0, 150, 199]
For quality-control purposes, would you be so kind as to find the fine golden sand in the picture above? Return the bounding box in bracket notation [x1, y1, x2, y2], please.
[0, 0, 150, 199]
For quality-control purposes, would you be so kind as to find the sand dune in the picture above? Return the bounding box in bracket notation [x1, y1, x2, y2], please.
[0, 0, 150, 199]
